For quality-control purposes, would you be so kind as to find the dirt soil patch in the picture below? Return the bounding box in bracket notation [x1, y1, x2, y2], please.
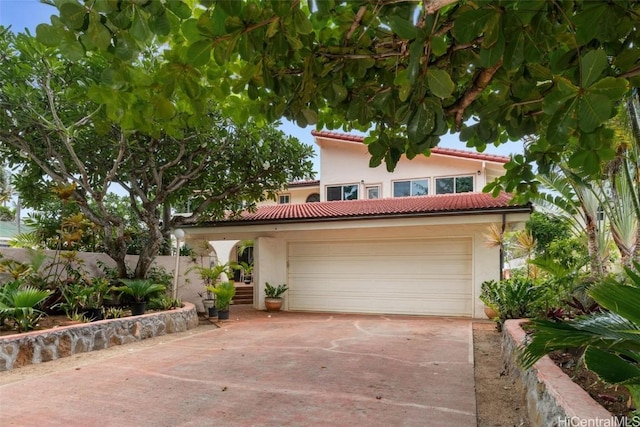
[549, 350, 634, 419]
[474, 322, 530, 427]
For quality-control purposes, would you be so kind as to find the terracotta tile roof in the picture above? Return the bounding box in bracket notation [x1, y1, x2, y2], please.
[311, 130, 511, 164]
[287, 180, 320, 188]
[201, 192, 530, 226]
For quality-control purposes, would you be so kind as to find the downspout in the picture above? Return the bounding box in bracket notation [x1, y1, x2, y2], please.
[500, 213, 506, 280]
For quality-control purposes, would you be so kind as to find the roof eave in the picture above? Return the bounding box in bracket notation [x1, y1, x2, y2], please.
[184, 204, 532, 229]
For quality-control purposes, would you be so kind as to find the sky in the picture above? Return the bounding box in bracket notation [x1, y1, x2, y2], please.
[0, 0, 524, 173]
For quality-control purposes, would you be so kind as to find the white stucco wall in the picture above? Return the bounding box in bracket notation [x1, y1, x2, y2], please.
[318, 138, 502, 200]
[254, 237, 287, 310]
[194, 212, 529, 318]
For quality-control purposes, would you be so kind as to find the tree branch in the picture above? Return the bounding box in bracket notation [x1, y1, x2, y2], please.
[620, 65, 640, 79]
[345, 6, 367, 45]
[42, 67, 91, 192]
[423, 0, 458, 15]
[447, 59, 503, 130]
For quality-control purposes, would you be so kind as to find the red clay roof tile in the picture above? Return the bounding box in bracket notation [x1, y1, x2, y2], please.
[206, 192, 529, 225]
[311, 130, 511, 164]
[287, 180, 320, 188]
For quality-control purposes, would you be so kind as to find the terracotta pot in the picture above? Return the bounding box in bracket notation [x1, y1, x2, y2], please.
[265, 297, 283, 312]
[484, 306, 498, 319]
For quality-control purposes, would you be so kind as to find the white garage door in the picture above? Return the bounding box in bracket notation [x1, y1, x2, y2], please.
[287, 238, 472, 316]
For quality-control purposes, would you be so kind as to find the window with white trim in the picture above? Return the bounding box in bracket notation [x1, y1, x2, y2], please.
[435, 176, 474, 194]
[278, 194, 291, 204]
[326, 184, 358, 201]
[366, 185, 380, 199]
[393, 179, 429, 197]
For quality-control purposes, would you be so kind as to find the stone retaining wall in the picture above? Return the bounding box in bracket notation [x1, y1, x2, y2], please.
[502, 319, 615, 427]
[0, 302, 199, 372]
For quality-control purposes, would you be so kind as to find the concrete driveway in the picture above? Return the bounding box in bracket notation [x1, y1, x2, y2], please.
[0, 308, 476, 426]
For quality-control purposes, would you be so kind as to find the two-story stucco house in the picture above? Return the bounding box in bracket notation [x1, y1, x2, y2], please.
[182, 131, 531, 318]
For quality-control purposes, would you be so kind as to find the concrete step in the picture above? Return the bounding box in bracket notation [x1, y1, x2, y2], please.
[233, 286, 254, 305]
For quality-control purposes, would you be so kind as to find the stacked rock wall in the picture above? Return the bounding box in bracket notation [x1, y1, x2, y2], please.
[0, 303, 198, 371]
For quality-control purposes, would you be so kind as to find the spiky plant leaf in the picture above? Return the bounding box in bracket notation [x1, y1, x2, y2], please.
[589, 280, 640, 325]
[584, 347, 640, 386]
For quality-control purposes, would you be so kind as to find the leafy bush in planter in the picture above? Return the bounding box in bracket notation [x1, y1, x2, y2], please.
[480, 277, 546, 329]
[265, 282, 288, 298]
[207, 282, 235, 311]
[112, 279, 166, 303]
[148, 296, 181, 311]
[0, 281, 51, 332]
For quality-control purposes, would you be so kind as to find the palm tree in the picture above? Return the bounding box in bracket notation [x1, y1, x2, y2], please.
[597, 98, 640, 267]
[626, 92, 640, 261]
[533, 168, 609, 279]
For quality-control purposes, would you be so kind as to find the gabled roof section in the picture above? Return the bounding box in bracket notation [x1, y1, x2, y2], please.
[195, 192, 530, 227]
[312, 130, 511, 164]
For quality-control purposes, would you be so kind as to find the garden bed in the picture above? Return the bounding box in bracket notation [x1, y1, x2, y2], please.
[549, 350, 633, 419]
[502, 319, 618, 426]
[0, 302, 198, 371]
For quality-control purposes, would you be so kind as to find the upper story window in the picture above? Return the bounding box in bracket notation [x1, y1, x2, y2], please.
[306, 193, 320, 203]
[278, 194, 291, 204]
[393, 179, 429, 197]
[435, 176, 474, 194]
[366, 185, 380, 199]
[327, 184, 358, 201]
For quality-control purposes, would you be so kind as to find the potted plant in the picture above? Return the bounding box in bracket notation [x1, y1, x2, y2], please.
[479, 277, 545, 331]
[111, 279, 166, 316]
[264, 282, 288, 312]
[198, 291, 217, 318]
[82, 277, 110, 321]
[239, 261, 253, 284]
[479, 280, 500, 320]
[206, 281, 235, 320]
[189, 262, 239, 316]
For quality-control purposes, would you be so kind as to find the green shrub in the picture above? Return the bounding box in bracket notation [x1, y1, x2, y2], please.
[480, 277, 546, 329]
[112, 279, 166, 303]
[265, 282, 288, 298]
[0, 281, 51, 332]
[207, 282, 235, 311]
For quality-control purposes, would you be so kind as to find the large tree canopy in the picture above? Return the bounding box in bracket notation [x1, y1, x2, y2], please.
[31, 0, 640, 196]
[0, 29, 314, 278]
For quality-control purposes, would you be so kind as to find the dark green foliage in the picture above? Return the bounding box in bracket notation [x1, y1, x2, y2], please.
[0, 281, 51, 332]
[526, 212, 573, 256]
[519, 263, 640, 413]
[0, 206, 14, 221]
[147, 296, 181, 311]
[207, 282, 235, 311]
[112, 279, 166, 303]
[265, 282, 288, 298]
[21, 0, 639, 198]
[480, 277, 546, 329]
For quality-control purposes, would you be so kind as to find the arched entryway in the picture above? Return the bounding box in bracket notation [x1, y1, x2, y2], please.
[232, 240, 254, 305]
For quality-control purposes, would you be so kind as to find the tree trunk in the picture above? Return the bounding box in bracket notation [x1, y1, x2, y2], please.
[101, 223, 130, 278]
[635, 227, 640, 263]
[585, 213, 606, 279]
[133, 207, 166, 279]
